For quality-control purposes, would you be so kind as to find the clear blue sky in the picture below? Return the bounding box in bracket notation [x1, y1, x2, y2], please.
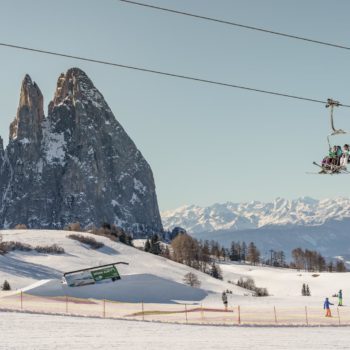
[1, 0, 350, 211]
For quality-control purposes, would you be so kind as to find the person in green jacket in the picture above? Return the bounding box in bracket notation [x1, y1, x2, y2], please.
[338, 290, 343, 306]
[320, 146, 342, 173]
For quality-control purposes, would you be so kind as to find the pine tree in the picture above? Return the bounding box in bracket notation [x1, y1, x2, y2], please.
[220, 247, 227, 261]
[144, 239, 151, 252]
[200, 241, 211, 272]
[306, 284, 311, 296]
[241, 242, 247, 261]
[210, 262, 223, 280]
[301, 283, 306, 296]
[125, 234, 133, 246]
[247, 242, 260, 265]
[336, 260, 347, 272]
[118, 231, 127, 244]
[2, 280, 11, 291]
[150, 234, 161, 255]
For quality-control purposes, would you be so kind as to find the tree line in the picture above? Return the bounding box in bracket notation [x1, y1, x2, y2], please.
[291, 248, 346, 272]
[143, 233, 347, 274]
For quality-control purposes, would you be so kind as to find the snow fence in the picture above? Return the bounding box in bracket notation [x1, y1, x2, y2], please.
[0, 292, 349, 326]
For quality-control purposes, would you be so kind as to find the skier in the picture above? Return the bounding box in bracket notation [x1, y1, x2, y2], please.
[338, 290, 343, 306]
[222, 291, 228, 311]
[324, 297, 333, 317]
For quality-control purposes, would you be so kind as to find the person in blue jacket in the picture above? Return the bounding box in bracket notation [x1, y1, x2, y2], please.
[324, 297, 333, 317]
[338, 290, 343, 306]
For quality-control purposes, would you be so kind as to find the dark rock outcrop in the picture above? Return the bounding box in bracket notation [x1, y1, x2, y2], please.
[0, 68, 163, 234]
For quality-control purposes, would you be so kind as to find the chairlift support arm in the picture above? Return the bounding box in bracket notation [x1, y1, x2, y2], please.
[326, 98, 346, 134]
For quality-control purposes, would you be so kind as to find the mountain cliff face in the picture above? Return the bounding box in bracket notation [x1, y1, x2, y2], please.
[0, 68, 163, 233]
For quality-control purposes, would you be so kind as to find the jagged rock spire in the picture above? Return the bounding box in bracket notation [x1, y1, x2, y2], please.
[0, 68, 163, 233]
[9, 74, 44, 142]
[49, 67, 108, 114]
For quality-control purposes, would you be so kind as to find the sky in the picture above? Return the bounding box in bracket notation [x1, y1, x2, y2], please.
[1, 0, 350, 211]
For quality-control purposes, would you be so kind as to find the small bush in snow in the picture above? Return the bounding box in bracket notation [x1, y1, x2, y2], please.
[254, 287, 269, 297]
[236, 277, 269, 297]
[302, 283, 311, 296]
[237, 277, 255, 290]
[35, 244, 65, 254]
[1, 280, 11, 291]
[89, 224, 133, 246]
[0, 236, 65, 255]
[183, 272, 201, 288]
[68, 234, 104, 249]
[0, 241, 32, 254]
[14, 224, 27, 229]
[65, 222, 81, 232]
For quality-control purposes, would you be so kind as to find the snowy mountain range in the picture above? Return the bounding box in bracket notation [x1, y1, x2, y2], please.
[162, 197, 350, 258]
[161, 197, 350, 233]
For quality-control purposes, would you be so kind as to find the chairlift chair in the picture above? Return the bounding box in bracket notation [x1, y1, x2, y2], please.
[311, 99, 350, 175]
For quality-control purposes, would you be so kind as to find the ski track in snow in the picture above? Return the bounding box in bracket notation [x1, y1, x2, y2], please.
[1, 311, 350, 350]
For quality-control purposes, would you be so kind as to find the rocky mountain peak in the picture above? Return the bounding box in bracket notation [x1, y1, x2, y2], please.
[9, 74, 44, 142]
[0, 68, 163, 234]
[49, 67, 108, 114]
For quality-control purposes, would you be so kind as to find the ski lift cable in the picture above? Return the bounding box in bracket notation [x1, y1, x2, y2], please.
[119, 0, 350, 51]
[1, 42, 350, 108]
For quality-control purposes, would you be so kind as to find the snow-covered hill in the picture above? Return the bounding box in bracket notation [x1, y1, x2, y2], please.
[1, 229, 350, 319]
[162, 197, 350, 233]
[0, 229, 242, 304]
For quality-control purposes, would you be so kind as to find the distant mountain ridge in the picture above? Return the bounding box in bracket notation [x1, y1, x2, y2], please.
[161, 197, 350, 233]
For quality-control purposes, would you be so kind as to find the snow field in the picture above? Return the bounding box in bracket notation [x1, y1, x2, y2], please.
[1, 311, 350, 350]
[1, 230, 350, 326]
[1, 293, 348, 326]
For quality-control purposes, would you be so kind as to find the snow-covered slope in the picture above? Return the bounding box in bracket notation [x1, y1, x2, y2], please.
[162, 197, 350, 233]
[1, 229, 350, 315]
[0, 230, 243, 303]
[220, 262, 348, 302]
[3, 312, 350, 350]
